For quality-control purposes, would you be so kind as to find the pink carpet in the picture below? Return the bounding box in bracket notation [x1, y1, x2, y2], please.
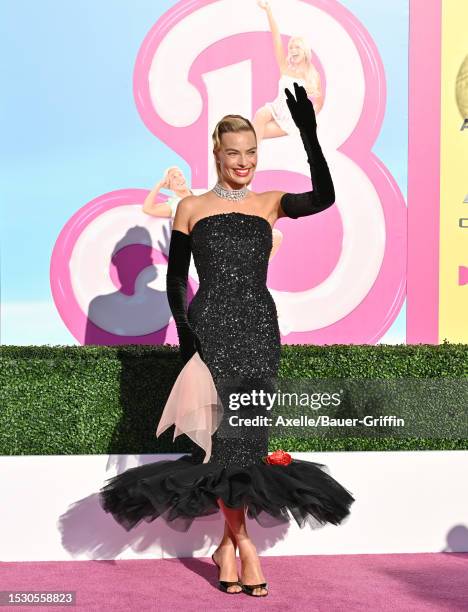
[1, 553, 467, 611]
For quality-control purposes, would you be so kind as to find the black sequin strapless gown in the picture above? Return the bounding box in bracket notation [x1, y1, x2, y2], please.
[99, 212, 355, 532]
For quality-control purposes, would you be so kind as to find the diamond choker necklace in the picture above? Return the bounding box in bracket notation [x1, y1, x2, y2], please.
[212, 181, 249, 202]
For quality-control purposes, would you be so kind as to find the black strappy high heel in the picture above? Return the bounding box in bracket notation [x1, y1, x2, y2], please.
[241, 582, 269, 597]
[211, 553, 242, 594]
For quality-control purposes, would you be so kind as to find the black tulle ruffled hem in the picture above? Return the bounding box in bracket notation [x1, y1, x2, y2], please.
[99, 455, 355, 533]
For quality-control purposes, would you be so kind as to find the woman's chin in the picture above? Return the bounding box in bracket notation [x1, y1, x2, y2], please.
[225, 175, 253, 188]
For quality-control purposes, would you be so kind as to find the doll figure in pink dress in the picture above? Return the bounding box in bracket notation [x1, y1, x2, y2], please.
[253, 0, 323, 144]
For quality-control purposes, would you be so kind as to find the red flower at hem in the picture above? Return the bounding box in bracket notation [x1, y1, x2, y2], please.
[263, 449, 292, 466]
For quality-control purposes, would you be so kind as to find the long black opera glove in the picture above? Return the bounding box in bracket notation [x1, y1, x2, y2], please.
[280, 82, 335, 218]
[166, 229, 203, 364]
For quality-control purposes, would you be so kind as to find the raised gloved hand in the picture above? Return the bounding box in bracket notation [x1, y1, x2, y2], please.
[284, 80, 317, 137]
[280, 82, 335, 217]
[166, 229, 204, 364]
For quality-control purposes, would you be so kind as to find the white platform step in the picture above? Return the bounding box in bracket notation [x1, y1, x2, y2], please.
[1, 450, 466, 561]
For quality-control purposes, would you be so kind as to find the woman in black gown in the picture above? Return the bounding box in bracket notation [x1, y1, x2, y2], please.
[99, 83, 355, 597]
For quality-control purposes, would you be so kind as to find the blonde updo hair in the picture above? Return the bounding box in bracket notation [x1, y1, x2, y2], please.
[212, 114, 257, 181]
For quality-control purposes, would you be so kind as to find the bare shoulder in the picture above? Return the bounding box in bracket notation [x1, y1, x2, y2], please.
[172, 194, 199, 234]
[257, 190, 287, 201]
[177, 193, 201, 212]
[173, 192, 216, 233]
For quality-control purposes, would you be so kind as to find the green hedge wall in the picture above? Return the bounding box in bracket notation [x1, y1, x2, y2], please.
[0, 342, 466, 455]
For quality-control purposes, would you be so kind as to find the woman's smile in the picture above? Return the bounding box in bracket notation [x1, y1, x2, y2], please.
[233, 168, 251, 177]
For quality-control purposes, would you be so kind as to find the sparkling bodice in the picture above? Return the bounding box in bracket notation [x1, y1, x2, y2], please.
[189, 212, 272, 290]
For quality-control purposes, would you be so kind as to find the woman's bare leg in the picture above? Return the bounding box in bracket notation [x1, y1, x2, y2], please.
[253, 106, 289, 144]
[217, 498, 268, 596]
[252, 106, 274, 145]
[263, 119, 288, 139]
[212, 518, 242, 593]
